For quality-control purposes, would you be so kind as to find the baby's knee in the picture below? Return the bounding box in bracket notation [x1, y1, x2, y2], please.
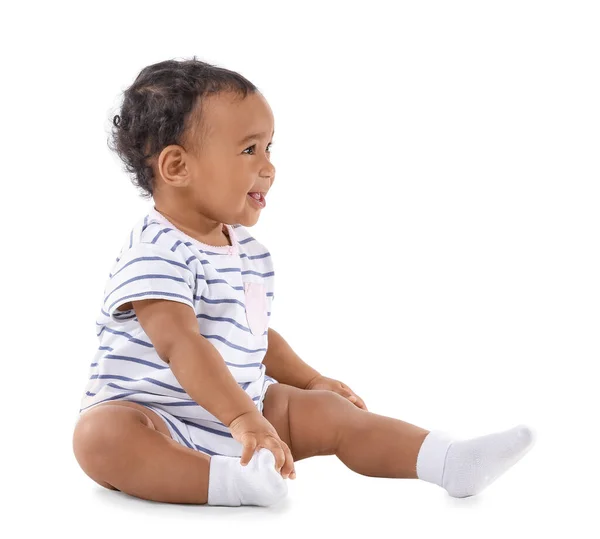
[73, 405, 148, 462]
[289, 389, 354, 458]
[74, 408, 140, 491]
[310, 388, 355, 414]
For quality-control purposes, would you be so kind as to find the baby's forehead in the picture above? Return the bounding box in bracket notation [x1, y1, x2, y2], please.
[202, 93, 273, 139]
[200, 122, 248, 144]
[209, 122, 272, 144]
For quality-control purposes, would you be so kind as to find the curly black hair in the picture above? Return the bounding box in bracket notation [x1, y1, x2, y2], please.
[108, 56, 259, 200]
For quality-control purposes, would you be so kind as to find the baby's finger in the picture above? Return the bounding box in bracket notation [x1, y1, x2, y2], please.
[281, 441, 296, 479]
[348, 394, 367, 410]
[340, 388, 354, 399]
[355, 396, 368, 411]
[267, 440, 287, 476]
[240, 440, 257, 466]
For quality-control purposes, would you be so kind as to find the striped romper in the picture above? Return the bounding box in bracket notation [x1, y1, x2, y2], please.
[77, 205, 278, 457]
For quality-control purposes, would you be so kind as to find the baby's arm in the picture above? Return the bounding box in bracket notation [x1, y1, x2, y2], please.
[133, 298, 257, 426]
[263, 327, 322, 389]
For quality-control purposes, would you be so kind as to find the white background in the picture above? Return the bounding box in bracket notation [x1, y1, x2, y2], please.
[2, 0, 598, 536]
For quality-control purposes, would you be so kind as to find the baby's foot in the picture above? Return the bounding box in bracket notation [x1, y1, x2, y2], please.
[417, 424, 536, 498]
[208, 448, 288, 506]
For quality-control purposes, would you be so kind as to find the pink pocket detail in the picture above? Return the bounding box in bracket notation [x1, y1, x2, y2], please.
[243, 282, 268, 336]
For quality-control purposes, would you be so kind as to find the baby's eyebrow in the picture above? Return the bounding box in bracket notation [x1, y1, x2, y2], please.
[238, 129, 275, 144]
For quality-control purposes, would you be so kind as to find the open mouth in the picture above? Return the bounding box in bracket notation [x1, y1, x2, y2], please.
[247, 192, 266, 208]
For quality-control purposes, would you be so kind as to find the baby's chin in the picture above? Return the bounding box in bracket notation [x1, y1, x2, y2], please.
[234, 210, 261, 227]
[235, 216, 259, 228]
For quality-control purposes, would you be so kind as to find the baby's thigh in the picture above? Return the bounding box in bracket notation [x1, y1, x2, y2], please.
[93, 401, 173, 438]
[73, 401, 171, 491]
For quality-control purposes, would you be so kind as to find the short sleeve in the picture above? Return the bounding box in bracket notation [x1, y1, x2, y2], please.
[103, 242, 197, 322]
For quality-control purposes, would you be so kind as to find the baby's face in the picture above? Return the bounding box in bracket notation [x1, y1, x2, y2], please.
[156, 90, 276, 228]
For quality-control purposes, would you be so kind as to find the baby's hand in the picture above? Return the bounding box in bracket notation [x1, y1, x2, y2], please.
[229, 410, 296, 479]
[305, 375, 368, 411]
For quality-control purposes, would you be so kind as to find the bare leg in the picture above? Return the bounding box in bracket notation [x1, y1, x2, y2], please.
[73, 403, 210, 504]
[264, 384, 431, 480]
[268, 384, 535, 494]
[336, 406, 431, 479]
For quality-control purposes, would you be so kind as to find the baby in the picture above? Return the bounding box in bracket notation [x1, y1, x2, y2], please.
[72, 56, 536, 507]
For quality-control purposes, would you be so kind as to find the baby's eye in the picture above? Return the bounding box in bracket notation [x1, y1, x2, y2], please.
[243, 142, 273, 155]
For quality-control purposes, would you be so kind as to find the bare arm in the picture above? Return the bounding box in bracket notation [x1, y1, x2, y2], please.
[132, 298, 259, 427]
[165, 333, 259, 426]
[263, 327, 322, 389]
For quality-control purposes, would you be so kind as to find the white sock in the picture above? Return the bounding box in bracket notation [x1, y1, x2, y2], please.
[207, 448, 288, 506]
[416, 424, 536, 498]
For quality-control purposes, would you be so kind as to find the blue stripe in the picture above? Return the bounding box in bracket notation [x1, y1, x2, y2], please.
[247, 251, 271, 260]
[110, 255, 193, 280]
[203, 334, 267, 355]
[196, 295, 245, 308]
[79, 390, 139, 412]
[106, 382, 181, 399]
[105, 273, 191, 303]
[197, 313, 253, 333]
[149, 410, 196, 450]
[211, 267, 240, 274]
[114, 312, 136, 321]
[154, 395, 260, 407]
[242, 269, 274, 278]
[98, 326, 155, 347]
[150, 227, 170, 244]
[127, 400, 201, 408]
[107, 379, 252, 394]
[103, 353, 168, 370]
[172, 239, 185, 252]
[90, 374, 186, 393]
[181, 419, 234, 438]
[191, 443, 220, 456]
[204, 279, 244, 288]
[107, 291, 193, 315]
[140, 216, 157, 234]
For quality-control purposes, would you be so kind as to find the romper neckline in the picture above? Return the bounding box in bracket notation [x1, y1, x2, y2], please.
[149, 207, 239, 256]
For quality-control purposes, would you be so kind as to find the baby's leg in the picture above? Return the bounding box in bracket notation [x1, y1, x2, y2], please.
[73, 402, 211, 504]
[264, 384, 429, 477]
[264, 384, 535, 497]
[73, 401, 289, 506]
